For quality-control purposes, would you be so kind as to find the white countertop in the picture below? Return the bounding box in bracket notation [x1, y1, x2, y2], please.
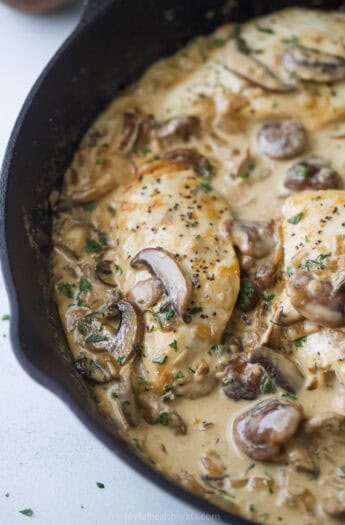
[0, 3, 222, 524]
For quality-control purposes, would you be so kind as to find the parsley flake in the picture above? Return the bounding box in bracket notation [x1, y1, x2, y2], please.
[287, 212, 303, 224]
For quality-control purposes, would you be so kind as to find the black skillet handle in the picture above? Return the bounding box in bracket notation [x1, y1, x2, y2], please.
[80, 0, 115, 25]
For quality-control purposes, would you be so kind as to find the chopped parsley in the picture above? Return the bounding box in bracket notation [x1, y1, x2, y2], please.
[223, 377, 234, 386]
[292, 165, 311, 180]
[209, 37, 227, 48]
[175, 370, 185, 380]
[114, 264, 123, 274]
[197, 180, 212, 193]
[85, 333, 108, 344]
[300, 252, 331, 271]
[281, 35, 299, 45]
[281, 392, 298, 401]
[262, 293, 275, 305]
[294, 336, 307, 348]
[96, 482, 105, 489]
[261, 376, 276, 394]
[81, 202, 97, 211]
[95, 157, 109, 165]
[186, 220, 197, 227]
[195, 160, 213, 179]
[79, 277, 92, 292]
[264, 472, 274, 494]
[133, 343, 143, 356]
[19, 509, 33, 517]
[84, 307, 105, 322]
[1, 314, 10, 321]
[58, 282, 73, 299]
[155, 412, 170, 426]
[188, 306, 203, 315]
[211, 343, 226, 354]
[86, 238, 103, 253]
[239, 281, 254, 307]
[169, 339, 178, 350]
[152, 354, 167, 365]
[286, 266, 294, 277]
[233, 25, 252, 54]
[287, 211, 303, 224]
[245, 463, 256, 474]
[256, 25, 275, 34]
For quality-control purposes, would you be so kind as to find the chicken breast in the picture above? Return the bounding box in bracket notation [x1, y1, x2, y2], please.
[107, 160, 240, 398]
[281, 190, 345, 382]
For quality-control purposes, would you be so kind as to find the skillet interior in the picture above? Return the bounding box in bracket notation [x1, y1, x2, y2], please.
[1, 0, 343, 522]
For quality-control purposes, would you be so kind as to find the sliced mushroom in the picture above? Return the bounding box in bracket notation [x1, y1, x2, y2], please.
[86, 300, 144, 363]
[255, 261, 277, 290]
[248, 347, 304, 394]
[322, 491, 345, 519]
[226, 37, 294, 92]
[257, 120, 306, 160]
[284, 155, 341, 191]
[222, 334, 244, 354]
[74, 354, 118, 384]
[229, 220, 275, 259]
[109, 300, 144, 363]
[223, 354, 263, 401]
[304, 412, 345, 434]
[65, 173, 117, 206]
[131, 247, 192, 322]
[283, 45, 345, 83]
[117, 362, 140, 427]
[137, 391, 187, 435]
[157, 115, 200, 141]
[286, 443, 317, 475]
[287, 270, 345, 328]
[162, 148, 213, 177]
[233, 398, 304, 461]
[96, 260, 117, 286]
[127, 277, 163, 310]
[118, 111, 142, 153]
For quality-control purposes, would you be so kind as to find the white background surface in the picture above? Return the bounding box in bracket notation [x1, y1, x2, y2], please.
[0, 3, 222, 524]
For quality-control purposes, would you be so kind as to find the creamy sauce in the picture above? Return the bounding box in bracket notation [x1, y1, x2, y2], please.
[52, 8, 345, 524]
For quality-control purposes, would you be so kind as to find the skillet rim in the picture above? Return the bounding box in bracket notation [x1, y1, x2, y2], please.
[0, 2, 253, 524]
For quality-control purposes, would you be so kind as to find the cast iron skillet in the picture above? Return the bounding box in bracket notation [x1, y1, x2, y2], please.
[0, 0, 343, 522]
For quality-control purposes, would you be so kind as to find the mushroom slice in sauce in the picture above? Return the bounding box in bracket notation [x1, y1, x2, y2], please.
[137, 391, 187, 435]
[257, 120, 306, 160]
[157, 115, 200, 141]
[117, 362, 140, 427]
[127, 277, 163, 310]
[74, 353, 119, 384]
[225, 37, 294, 93]
[162, 148, 213, 177]
[286, 443, 317, 475]
[105, 300, 144, 364]
[131, 247, 193, 322]
[286, 270, 345, 328]
[233, 398, 304, 461]
[255, 261, 277, 290]
[284, 155, 341, 191]
[304, 411, 345, 434]
[223, 354, 264, 401]
[248, 346, 304, 394]
[229, 220, 275, 258]
[117, 111, 142, 153]
[283, 45, 345, 83]
[322, 491, 345, 519]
